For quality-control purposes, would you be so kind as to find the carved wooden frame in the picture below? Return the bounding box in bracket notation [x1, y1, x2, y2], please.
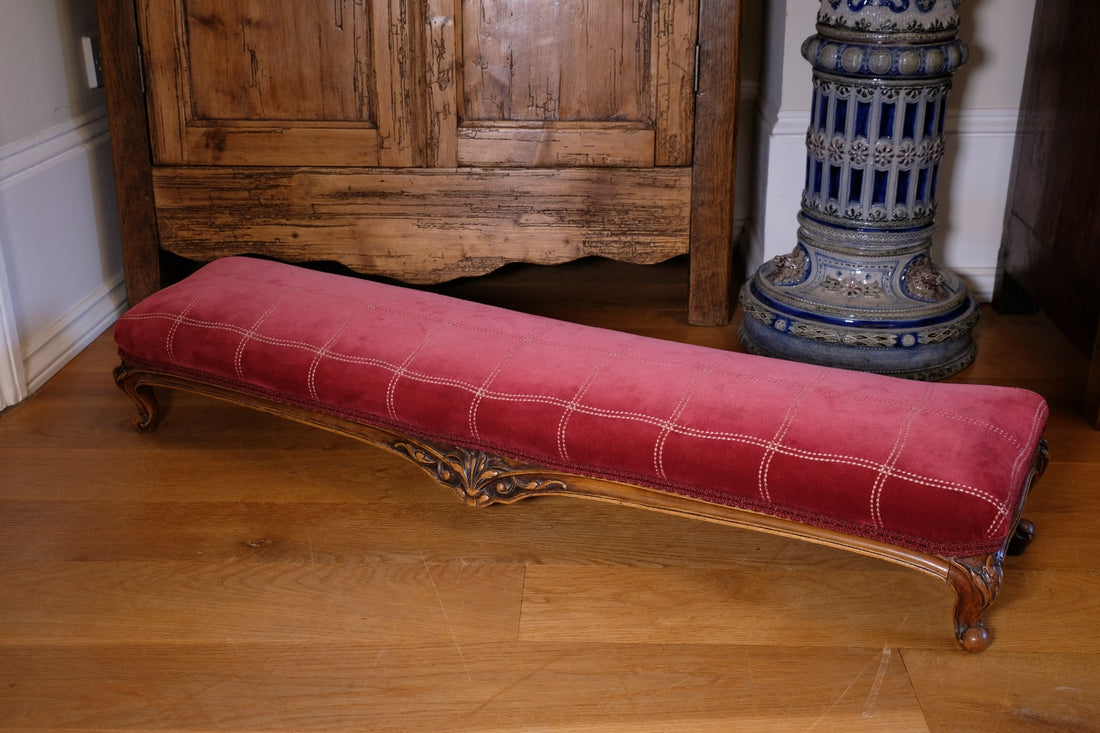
[114, 360, 1047, 652]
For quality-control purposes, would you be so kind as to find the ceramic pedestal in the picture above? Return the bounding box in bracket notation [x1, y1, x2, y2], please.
[740, 0, 979, 380]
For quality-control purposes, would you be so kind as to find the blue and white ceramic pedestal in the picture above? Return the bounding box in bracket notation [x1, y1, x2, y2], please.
[739, 0, 979, 380]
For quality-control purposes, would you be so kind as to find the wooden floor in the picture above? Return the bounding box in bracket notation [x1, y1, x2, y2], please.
[2, 257, 1098, 732]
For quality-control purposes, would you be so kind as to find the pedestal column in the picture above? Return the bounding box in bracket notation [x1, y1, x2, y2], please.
[740, 0, 979, 380]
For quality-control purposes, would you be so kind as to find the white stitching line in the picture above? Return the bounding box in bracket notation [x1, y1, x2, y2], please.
[983, 400, 1048, 539]
[127, 313, 359, 354]
[758, 371, 828, 503]
[384, 308, 470, 421]
[139, 303, 1026, 455]
[163, 285, 215, 360]
[870, 383, 933, 528]
[556, 335, 642, 462]
[771, 449, 1007, 509]
[467, 323, 554, 442]
[653, 367, 710, 481]
[920, 407, 1021, 450]
[188, 268, 1031, 451]
[1007, 399, 1048, 491]
[307, 304, 374, 402]
[233, 293, 293, 379]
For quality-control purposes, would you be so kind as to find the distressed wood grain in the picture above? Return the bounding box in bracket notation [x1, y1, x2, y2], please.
[151, 166, 692, 282]
[138, 0, 414, 166]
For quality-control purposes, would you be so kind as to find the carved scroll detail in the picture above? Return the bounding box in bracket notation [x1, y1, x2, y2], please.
[947, 552, 1004, 653]
[113, 364, 161, 431]
[392, 439, 569, 507]
[946, 438, 1046, 652]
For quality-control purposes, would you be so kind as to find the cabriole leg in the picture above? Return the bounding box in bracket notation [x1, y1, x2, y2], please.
[113, 364, 161, 431]
[946, 553, 1004, 653]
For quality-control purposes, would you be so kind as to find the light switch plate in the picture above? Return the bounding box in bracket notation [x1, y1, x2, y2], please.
[81, 35, 103, 89]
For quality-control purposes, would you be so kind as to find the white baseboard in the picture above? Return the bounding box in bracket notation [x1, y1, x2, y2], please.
[22, 273, 127, 394]
[0, 245, 27, 409]
[952, 268, 998, 305]
[736, 217, 765, 285]
[1, 108, 124, 403]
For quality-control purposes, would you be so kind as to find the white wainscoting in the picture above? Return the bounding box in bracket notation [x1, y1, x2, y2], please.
[0, 241, 27, 408]
[0, 112, 125, 409]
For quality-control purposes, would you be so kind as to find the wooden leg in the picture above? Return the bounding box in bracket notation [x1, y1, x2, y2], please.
[1008, 517, 1036, 556]
[113, 364, 161, 432]
[946, 553, 1004, 653]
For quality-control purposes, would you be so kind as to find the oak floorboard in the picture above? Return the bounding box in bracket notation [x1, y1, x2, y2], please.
[521, 565, 1094, 654]
[0, 643, 927, 732]
[902, 650, 1100, 732]
[0, 494, 903, 570]
[519, 564, 953, 650]
[0, 444, 436, 503]
[0, 560, 523, 646]
[1034, 408, 1100, 461]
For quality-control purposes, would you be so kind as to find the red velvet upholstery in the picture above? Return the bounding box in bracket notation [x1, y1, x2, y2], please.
[115, 257, 1048, 556]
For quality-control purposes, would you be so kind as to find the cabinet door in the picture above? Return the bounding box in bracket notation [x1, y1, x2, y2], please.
[138, 0, 418, 166]
[425, 0, 698, 168]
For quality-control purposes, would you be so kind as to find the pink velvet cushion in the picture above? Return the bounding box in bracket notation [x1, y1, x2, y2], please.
[115, 257, 1048, 556]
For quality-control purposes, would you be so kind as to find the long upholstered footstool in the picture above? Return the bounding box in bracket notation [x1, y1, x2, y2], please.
[113, 256, 1049, 652]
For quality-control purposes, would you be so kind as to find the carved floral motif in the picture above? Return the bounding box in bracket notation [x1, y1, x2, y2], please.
[393, 439, 568, 506]
[819, 0, 962, 35]
[806, 132, 945, 170]
[767, 246, 810, 286]
[901, 255, 949, 301]
[821, 272, 884, 298]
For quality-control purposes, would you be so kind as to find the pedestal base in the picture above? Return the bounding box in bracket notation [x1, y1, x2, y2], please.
[739, 276, 980, 381]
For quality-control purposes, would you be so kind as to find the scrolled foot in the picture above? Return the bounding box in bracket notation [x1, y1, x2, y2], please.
[947, 553, 1003, 653]
[957, 623, 991, 653]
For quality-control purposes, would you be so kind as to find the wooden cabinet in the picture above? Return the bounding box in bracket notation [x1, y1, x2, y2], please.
[97, 0, 742, 324]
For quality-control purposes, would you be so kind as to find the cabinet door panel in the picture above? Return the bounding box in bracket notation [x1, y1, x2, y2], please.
[456, 0, 696, 167]
[139, 0, 416, 166]
[184, 1, 369, 122]
[462, 1, 652, 122]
